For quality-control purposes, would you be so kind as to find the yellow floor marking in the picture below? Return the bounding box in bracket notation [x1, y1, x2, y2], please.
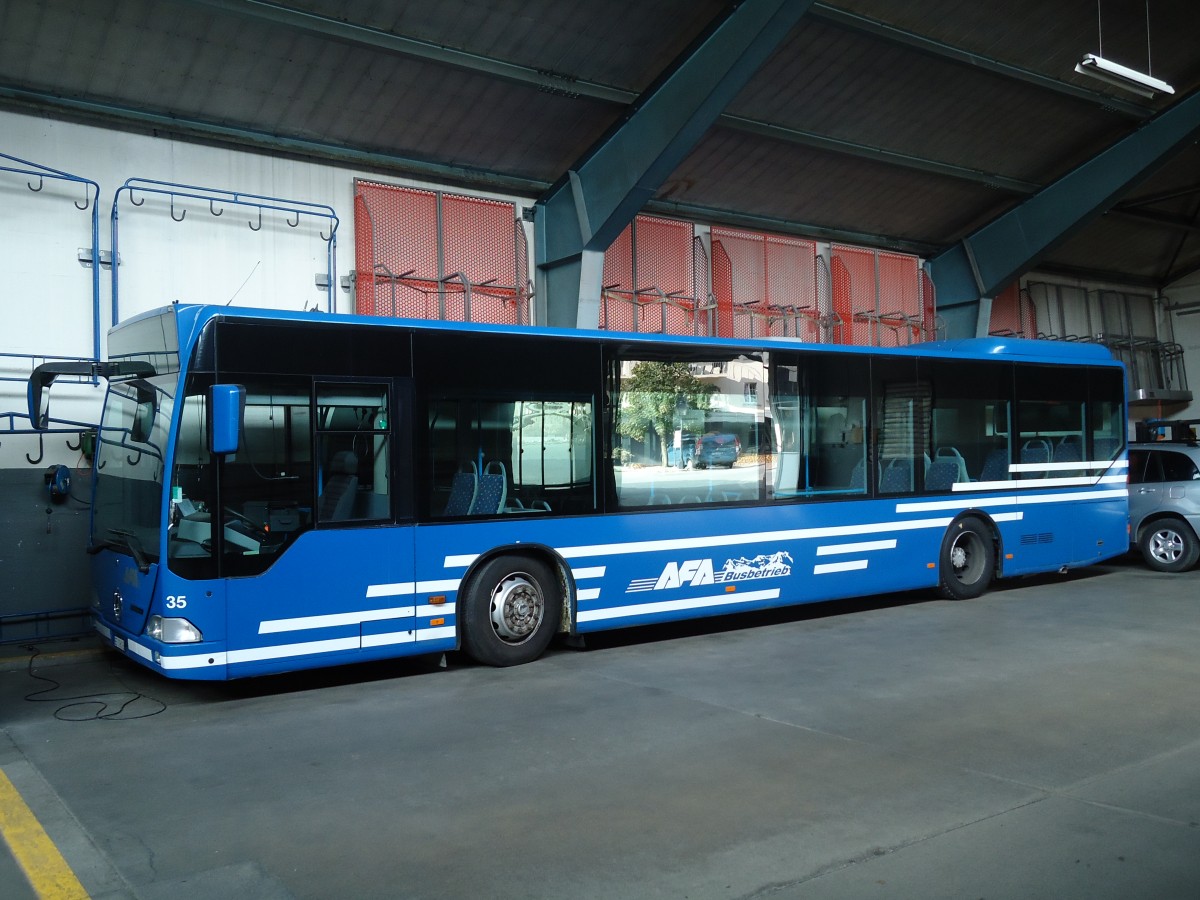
[0, 768, 89, 899]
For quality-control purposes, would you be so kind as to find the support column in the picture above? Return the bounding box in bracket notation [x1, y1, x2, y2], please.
[535, 0, 815, 329]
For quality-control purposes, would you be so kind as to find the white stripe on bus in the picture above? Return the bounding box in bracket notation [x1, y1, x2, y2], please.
[158, 628, 456, 670]
[260, 606, 417, 634]
[446, 510, 1044, 569]
[813, 559, 869, 575]
[365, 579, 460, 599]
[1009, 459, 1127, 473]
[899, 486, 1125, 513]
[955, 474, 1126, 491]
[576, 588, 781, 624]
[815, 539, 896, 556]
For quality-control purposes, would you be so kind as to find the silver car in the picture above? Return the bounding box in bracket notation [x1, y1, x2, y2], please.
[1128, 441, 1200, 572]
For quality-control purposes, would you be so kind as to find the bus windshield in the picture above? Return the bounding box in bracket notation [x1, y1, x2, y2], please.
[91, 312, 180, 566]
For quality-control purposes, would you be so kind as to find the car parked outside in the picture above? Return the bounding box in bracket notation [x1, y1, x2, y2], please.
[694, 432, 741, 469]
[1128, 440, 1200, 572]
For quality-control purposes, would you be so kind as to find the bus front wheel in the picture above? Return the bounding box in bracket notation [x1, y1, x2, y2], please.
[938, 518, 994, 601]
[462, 556, 561, 666]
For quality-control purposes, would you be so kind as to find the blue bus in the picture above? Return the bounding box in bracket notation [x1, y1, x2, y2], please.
[30, 304, 1129, 679]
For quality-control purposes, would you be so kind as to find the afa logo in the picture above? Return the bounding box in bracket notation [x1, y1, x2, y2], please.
[627, 551, 793, 592]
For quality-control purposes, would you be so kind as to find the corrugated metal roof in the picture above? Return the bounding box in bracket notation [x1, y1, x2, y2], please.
[1, 0, 1198, 285]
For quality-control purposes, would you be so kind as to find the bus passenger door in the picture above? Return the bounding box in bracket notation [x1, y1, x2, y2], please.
[221, 378, 418, 674]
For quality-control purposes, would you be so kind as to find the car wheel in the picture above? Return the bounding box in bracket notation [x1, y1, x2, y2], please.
[1138, 518, 1200, 572]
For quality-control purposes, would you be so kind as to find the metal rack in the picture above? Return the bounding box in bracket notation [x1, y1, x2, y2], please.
[0, 352, 102, 462]
[0, 152, 102, 364]
[111, 178, 340, 322]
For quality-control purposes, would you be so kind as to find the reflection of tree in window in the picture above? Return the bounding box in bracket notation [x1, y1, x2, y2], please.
[618, 361, 713, 467]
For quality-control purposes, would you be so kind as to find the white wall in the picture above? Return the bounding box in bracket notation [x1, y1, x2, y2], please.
[1023, 271, 1200, 431]
[0, 108, 529, 468]
[1161, 270, 1200, 422]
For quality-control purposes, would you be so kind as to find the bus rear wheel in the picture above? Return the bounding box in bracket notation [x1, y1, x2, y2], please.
[462, 556, 561, 666]
[938, 518, 994, 601]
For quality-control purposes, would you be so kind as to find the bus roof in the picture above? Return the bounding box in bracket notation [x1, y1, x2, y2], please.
[140, 303, 1119, 367]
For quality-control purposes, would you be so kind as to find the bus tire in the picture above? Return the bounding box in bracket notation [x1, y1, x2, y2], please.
[461, 555, 561, 666]
[938, 517, 994, 601]
[1138, 518, 1200, 572]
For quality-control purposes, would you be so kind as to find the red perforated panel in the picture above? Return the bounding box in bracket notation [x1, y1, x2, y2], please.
[989, 283, 1035, 338]
[599, 215, 700, 335]
[600, 222, 635, 330]
[920, 269, 937, 341]
[877, 251, 921, 345]
[710, 239, 734, 338]
[353, 180, 527, 325]
[831, 245, 926, 346]
[834, 245, 875, 346]
[710, 227, 819, 341]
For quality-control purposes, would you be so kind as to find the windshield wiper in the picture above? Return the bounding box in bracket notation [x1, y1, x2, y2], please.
[105, 528, 151, 574]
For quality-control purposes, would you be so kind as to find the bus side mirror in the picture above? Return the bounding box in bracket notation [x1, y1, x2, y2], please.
[27, 362, 96, 429]
[130, 381, 158, 443]
[208, 384, 245, 455]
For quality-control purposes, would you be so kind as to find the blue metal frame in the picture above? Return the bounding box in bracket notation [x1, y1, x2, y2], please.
[110, 178, 340, 322]
[0, 152, 102, 364]
[0, 351, 102, 462]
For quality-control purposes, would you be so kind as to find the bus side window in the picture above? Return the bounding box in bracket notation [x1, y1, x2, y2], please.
[315, 383, 391, 524]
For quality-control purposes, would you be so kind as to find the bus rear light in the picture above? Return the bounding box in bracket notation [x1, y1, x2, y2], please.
[146, 615, 203, 643]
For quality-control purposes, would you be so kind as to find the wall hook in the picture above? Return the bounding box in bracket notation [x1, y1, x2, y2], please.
[25, 433, 45, 465]
[249, 208, 262, 231]
[129, 188, 145, 206]
[320, 219, 333, 241]
[75, 183, 91, 211]
[170, 196, 186, 222]
[28, 175, 44, 192]
[210, 199, 223, 217]
[66, 434, 83, 452]
[286, 210, 299, 227]
[127, 449, 142, 466]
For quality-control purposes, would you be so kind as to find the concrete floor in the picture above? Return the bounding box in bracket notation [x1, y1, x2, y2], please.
[2, 555, 1198, 899]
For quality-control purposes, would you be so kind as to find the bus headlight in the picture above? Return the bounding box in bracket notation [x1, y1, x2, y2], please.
[146, 615, 203, 643]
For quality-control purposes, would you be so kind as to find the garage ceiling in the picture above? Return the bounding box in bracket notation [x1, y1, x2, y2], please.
[2, 0, 1200, 289]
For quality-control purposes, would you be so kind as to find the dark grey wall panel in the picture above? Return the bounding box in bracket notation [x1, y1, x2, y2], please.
[0, 469, 92, 644]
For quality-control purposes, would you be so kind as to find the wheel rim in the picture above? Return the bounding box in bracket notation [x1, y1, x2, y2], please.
[488, 572, 544, 645]
[949, 530, 986, 585]
[1149, 528, 1185, 565]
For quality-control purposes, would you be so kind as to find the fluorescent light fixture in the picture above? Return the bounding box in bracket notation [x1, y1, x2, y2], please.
[1075, 53, 1174, 98]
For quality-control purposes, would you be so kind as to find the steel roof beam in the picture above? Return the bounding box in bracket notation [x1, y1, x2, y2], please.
[535, 0, 816, 328]
[0, 86, 550, 195]
[929, 89, 1200, 335]
[176, 0, 1036, 194]
[808, 3, 1154, 121]
[176, 0, 633, 103]
[0, 84, 943, 255]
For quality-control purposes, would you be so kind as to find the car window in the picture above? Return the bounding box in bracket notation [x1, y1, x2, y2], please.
[1159, 450, 1200, 481]
[1128, 449, 1153, 484]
